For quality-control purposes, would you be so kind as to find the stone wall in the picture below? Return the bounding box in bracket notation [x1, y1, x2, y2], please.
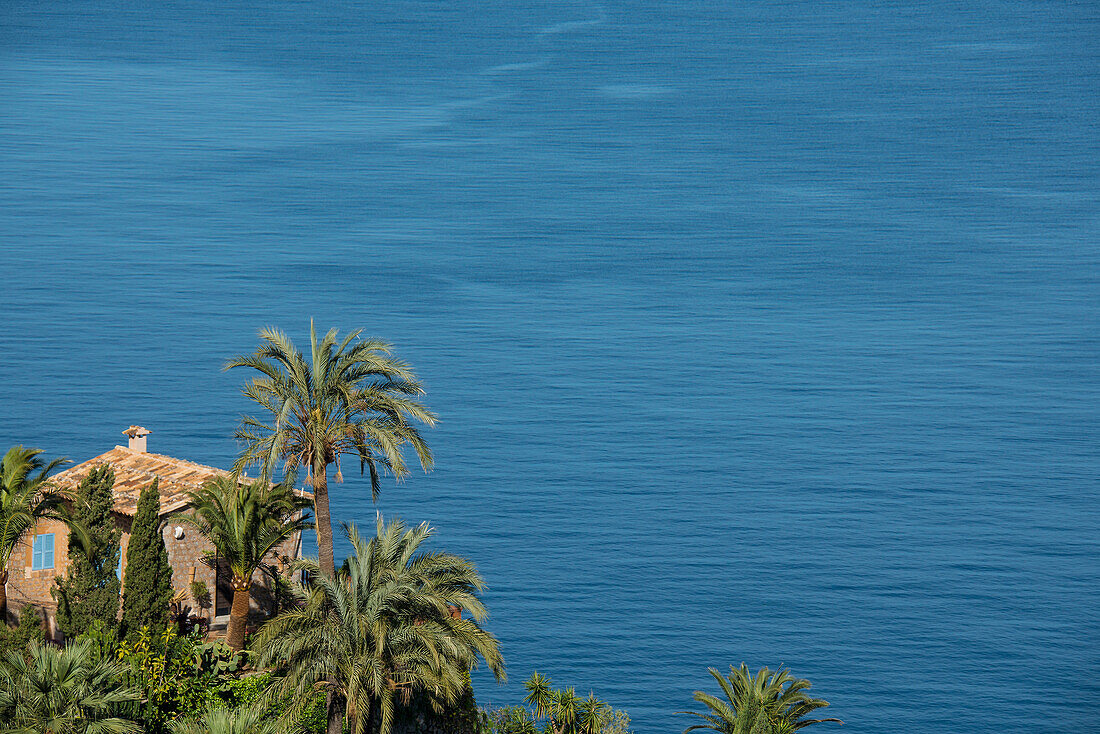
[7, 514, 304, 634]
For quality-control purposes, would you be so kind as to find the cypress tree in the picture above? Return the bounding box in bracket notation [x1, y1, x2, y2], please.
[52, 465, 121, 638]
[121, 478, 174, 638]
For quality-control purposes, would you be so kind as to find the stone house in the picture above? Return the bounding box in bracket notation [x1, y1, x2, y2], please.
[7, 427, 310, 638]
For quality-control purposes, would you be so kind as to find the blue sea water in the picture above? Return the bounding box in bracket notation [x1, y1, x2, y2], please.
[2, 1, 1098, 731]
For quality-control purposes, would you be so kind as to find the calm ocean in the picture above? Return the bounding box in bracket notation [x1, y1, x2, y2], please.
[1, 1, 1098, 731]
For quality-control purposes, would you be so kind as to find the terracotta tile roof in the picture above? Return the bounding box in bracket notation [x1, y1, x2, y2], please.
[47, 446, 310, 517]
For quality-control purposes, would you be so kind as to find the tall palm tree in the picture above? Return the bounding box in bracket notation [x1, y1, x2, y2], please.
[172, 476, 312, 651]
[681, 664, 841, 734]
[255, 518, 505, 734]
[169, 702, 286, 734]
[0, 638, 142, 734]
[0, 446, 70, 622]
[226, 323, 436, 576]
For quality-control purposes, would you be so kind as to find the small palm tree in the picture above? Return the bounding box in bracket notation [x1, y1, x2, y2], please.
[0, 446, 70, 622]
[226, 323, 436, 576]
[577, 693, 613, 734]
[553, 688, 580, 734]
[169, 702, 286, 734]
[681, 664, 841, 734]
[524, 671, 554, 720]
[173, 476, 311, 651]
[255, 518, 504, 734]
[0, 638, 141, 733]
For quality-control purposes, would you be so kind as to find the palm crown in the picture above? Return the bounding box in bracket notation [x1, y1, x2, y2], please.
[225, 322, 435, 575]
[681, 664, 841, 734]
[255, 517, 504, 734]
[173, 475, 311, 650]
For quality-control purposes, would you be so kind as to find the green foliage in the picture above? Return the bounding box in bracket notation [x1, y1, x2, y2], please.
[0, 445, 70, 621]
[0, 606, 45, 656]
[225, 322, 436, 574]
[604, 709, 632, 734]
[496, 673, 628, 734]
[255, 517, 504, 734]
[680, 664, 841, 734]
[191, 579, 212, 613]
[395, 670, 483, 734]
[168, 700, 287, 734]
[192, 639, 246, 681]
[54, 465, 122, 639]
[112, 627, 250, 732]
[122, 478, 175, 639]
[487, 706, 539, 734]
[115, 625, 216, 731]
[0, 637, 142, 733]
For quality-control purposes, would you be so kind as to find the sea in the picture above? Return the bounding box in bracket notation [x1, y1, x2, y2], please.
[1, 2, 1097, 732]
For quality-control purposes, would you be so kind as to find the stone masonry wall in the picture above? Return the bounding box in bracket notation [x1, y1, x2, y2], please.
[8, 515, 303, 633]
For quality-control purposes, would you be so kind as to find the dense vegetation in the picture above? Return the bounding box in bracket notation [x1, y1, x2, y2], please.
[0, 326, 842, 733]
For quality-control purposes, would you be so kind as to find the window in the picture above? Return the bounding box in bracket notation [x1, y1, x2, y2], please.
[32, 533, 54, 570]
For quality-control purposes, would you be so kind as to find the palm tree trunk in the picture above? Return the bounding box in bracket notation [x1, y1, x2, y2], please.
[326, 691, 345, 734]
[313, 464, 336, 577]
[225, 577, 251, 651]
[0, 568, 8, 624]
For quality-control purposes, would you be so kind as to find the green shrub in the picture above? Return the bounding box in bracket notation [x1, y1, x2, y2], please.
[0, 605, 45, 656]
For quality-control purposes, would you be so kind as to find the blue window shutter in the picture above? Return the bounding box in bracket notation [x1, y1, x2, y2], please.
[32, 534, 54, 570]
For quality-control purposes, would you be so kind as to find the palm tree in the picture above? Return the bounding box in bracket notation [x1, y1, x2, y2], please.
[172, 476, 312, 651]
[552, 688, 580, 734]
[255, 518, 504, 734]
[577, 693, 612, 734]
[0, 446, 70, 623]
[524, 672, 554, 720]
[0, 638, 141, 733]
[226, 323, 436, 576]
[681, 664, 841, 734]
[169, 702, 286, 734]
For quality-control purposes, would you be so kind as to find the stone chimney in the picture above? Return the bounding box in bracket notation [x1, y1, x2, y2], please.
[123, 425, 151, 453]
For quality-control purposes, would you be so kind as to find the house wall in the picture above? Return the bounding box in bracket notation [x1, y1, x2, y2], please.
[7, 518, 72, 613]
[7, 516, 304, 633]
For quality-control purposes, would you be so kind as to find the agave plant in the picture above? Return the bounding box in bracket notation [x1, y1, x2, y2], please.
[0, 638, 141, 733]
[681, 664, 841, 734]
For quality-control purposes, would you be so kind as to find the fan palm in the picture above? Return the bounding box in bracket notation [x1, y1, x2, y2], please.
[0, 638, 141, 733]
[168, 702, 287, 734]
[226, 323, 435, 576]
[681, 664, 841, 734]
[255, 518, 505, 734]
[0, 446, 70, 622]
[172, 476, 312, 650]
